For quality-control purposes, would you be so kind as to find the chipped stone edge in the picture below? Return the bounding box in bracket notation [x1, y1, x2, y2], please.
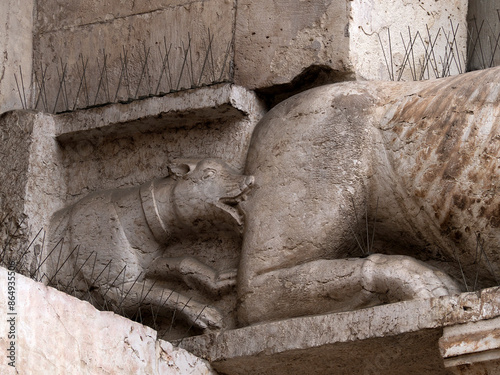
[54, 83, 265, 139]
[0, 266, 218, 374]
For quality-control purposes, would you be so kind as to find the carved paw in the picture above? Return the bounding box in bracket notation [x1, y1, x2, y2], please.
[363, 254, 462, 302]
[184, 303, 224, 330]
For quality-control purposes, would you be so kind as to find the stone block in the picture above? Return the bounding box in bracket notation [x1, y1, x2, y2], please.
[233, 0, 351, 88]
[0, 266, 217, 374]
[30, 0, 469, 113]
[467, 0, 500, 70]
[36, 0, 214, 33]
[33, 0, 235, 112]
[0, 0, 34, 113]
[349, 0, 468, 81]
[0, 111, 65, 275]
[234, 0, 468, 89]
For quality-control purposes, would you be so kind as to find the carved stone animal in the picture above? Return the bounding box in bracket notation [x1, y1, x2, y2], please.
[47, 158, 254, 329]
[237, 67, 500, 325]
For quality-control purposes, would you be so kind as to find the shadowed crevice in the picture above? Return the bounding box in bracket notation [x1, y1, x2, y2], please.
[255, 65, 355, 110]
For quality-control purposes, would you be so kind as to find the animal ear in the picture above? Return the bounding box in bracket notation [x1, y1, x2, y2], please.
[168, 159, 200, 178]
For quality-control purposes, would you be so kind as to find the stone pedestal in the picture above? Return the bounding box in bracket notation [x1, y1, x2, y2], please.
[179, 288, 500, 375]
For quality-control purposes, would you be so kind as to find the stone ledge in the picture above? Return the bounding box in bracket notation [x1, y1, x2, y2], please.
[0, 266, 217, 374]
[178, 288, 500, 375]
[55, 84, 265, 143]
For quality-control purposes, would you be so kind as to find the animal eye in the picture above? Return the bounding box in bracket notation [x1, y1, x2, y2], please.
[203, 169, 216, 179]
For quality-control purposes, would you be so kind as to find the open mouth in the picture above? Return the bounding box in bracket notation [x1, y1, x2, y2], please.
[217, 187, 252, 227]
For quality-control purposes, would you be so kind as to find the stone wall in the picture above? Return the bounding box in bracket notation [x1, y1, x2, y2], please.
[33, 0, 235, 113]
[0, 0, 470, 115]
[467, 0, 500, 70]
[0, 111, 65, 275]
[349, 0, 468, 80]
[0, 0, 34, 114]
[233, 0, 351, 89]
[235, 0, 468, 89]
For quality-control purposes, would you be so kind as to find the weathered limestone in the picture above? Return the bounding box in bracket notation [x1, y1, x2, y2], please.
[440, 316, 500, 374]
[238, 67, 500, 325]
[234, 0, 352, 88]
[25, 0, 469, 114]
[179, 287, 500, 375]
[0, 266, 217, 374]
[234, 0, 468, 89]
[467, 0, 500, 70]
[0, 0, 34, 113]
[0, 84, 264, 338]
[0, 111, 65, 275]
[33, 0, 235, 112]
[348, 0, 468, 80]
[47, 158, 254, 329]
[55, 83, 263, 144]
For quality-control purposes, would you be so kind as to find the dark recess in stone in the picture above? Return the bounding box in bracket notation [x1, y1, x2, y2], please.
[255, 65, 354, 110]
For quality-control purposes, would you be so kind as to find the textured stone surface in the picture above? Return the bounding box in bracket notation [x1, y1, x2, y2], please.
[349, 0, 468, 80]
[33, 0, 235, 112]
[234, 0, 467, 89]
[440, 316, 500, 374]
[238, 67, 500, 325]
[179, 287, 500, 375]
[0, 266, 217, 374]
[0, 0, 34, 113]
[0, 111, 65, 274]
[30, 0, 469, 111]
[55, 84, 263, 141]
[47, 158, 254, 330]
[234, 0, 351, 88]
[467, 0, 500, 71]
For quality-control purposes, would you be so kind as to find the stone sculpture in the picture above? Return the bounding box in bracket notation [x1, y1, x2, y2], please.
[47, 158, 254, 329]
[237, 67, 500, 325]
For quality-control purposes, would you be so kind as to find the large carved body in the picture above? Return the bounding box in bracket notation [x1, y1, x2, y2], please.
[47, 158, 253, 329]
[238, 67, 500, 325]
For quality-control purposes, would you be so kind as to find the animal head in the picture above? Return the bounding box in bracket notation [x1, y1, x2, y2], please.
[169, 158, 255, 232]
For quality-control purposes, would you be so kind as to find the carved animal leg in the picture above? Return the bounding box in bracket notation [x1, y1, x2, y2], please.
[237, 254, 462, 325]
[360, 254, 462, 300]
[106, 280, 224, 330]
[146, 256, 236, 296]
